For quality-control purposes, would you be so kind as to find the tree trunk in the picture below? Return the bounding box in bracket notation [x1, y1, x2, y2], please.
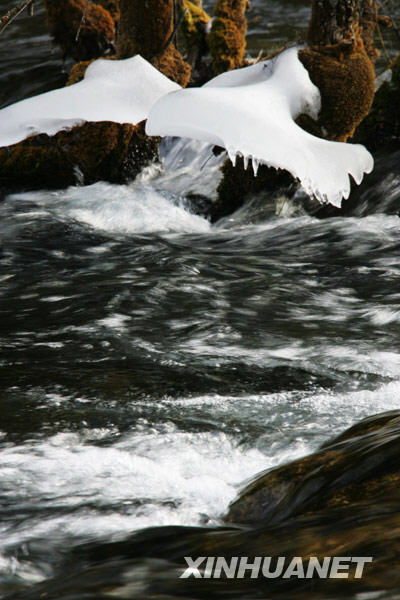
[117, 0, 191, 87]
[207, 0, 248, 75]
[307, 0, 364, 46]
[299, 0, 377, 142]
[117, 0, 174, 61]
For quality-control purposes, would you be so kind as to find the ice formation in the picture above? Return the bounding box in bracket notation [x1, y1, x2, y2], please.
[147, 47, 374, 208]
[0, 55, 180, 148]
[0, 46, 373, 207]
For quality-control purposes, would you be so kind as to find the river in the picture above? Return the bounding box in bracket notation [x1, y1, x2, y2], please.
[1, 1, 400, 598]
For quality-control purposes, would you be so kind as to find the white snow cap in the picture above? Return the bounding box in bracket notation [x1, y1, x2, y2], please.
[147, 46, 374, 208]
[0, 55, 180, 148]
[0, 47, 373, 207]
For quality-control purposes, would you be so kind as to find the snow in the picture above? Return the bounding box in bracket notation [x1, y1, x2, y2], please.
[0, 55, 180, 148]
[0, 47, 373, 208]
[147, 46, 374, 208]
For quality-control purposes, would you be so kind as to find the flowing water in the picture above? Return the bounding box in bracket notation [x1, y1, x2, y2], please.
[1, 1, 400, 598]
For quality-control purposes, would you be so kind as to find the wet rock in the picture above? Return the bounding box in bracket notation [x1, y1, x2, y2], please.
[211, 157, 298, 222]
[226, 410, 400, 526]
[7, 411, 400, 599]
[44, 0, 116, 62]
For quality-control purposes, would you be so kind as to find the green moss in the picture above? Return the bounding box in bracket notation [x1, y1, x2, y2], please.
[208, 17, 246, 75]
[179, 0, 210, 63]
[207, 0, 248, 75]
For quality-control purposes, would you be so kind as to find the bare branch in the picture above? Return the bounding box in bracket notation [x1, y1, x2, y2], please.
[76, 0, 90, 42]
[0, 0, 35, 36]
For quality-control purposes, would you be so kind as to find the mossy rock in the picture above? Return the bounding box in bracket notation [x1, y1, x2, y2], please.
[117, 0, 173, 60]
[116, 0, 191, 87]
[0, 121, 159, 191]
[207, 0, 248, 76]
[97, 0, 119, 21]
[45, 0, 116, 62]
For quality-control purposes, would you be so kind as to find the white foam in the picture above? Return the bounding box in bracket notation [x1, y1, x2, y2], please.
[9, 181, 211, 235]
[0, 428, 268, 550]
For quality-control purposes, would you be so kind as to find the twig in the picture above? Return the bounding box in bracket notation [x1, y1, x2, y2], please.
[76, 0, 90, 42]
[0, 0, 35, 36]
[160, 7, 188, 55]
[377, 19, 391, 63]
[377, 0, 400, 43]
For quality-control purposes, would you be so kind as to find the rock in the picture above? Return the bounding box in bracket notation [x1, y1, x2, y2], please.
[211, 157, 298, 222]
[7, 411, 400, 599]
[226, 410, 400, 526]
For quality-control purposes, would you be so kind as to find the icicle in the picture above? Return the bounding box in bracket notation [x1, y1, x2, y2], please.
[252, 158, 260, 177]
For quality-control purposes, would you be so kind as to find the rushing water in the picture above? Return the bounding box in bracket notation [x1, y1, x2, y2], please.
[1, 1, 400, 599]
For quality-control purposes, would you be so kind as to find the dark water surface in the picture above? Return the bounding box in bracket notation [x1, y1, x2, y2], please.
[1, 2, 400, 599]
